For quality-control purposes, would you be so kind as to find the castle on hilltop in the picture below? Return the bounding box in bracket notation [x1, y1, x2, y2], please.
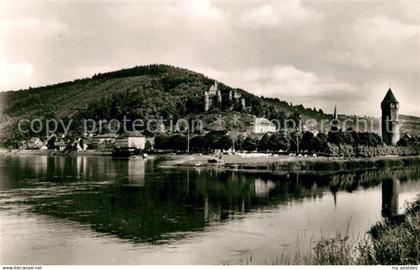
[203, 81, 245, 112]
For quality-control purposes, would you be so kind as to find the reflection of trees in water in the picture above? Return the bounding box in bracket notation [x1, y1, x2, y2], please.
[6, 156, 419, 244]
[328, 169, 418, 214]
[328, 168, 418, 193]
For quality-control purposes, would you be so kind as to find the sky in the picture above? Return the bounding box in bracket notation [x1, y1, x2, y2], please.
[0, 0, 419, 117]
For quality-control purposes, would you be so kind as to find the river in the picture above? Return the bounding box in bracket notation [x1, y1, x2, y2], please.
[0, 155, 419, 264]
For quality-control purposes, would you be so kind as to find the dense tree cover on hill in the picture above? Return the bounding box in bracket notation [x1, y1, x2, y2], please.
[2, 65, 212, 119]
[155, 131, 233, 152]
[1, 64, 419, 149]
[0, 64, 331, 147]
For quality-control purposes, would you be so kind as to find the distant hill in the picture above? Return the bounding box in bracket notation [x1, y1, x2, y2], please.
[399, 115, 420, 135]
[0, 64, 419, 146]
[0, 64, 325, 119]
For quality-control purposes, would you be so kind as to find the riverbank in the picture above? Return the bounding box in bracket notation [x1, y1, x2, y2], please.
[268, 198, 420, 265]
[0, 149, 112, 156]
[161, 153, 420, 173]
[309, 199, 420, 265]
[2, 148, 420, 173]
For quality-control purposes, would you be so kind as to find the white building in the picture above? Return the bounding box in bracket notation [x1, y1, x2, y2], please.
[26, 137, 44, 149]
[116, 131, 146, 149]
[252, 117, 276, 134]
[92, 133, 118, 151]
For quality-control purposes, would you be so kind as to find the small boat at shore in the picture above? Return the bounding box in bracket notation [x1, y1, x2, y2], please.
[226, 163, 240, 169]
[207, 158, 219, 164]
[112, 147, 136, 158]
[207, 158, 225, 165]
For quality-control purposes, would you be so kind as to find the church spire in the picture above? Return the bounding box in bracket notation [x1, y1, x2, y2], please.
[330, 105, 339, 132]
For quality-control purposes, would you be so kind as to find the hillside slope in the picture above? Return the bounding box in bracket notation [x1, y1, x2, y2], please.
[1, 64, 325, 120]
[0, 64, 418, 146]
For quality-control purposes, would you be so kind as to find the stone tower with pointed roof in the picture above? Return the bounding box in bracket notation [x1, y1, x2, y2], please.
[381, 88, 399, 145]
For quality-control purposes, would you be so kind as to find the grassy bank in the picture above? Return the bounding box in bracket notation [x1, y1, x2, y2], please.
[267, 155, 420, 173]
[162, 154, 420, 173]
[298, 199, 420, 265]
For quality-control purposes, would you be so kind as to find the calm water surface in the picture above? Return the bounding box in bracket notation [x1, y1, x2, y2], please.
[0, 155, 419, 264]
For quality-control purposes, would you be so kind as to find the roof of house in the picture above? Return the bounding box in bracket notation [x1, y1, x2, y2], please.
[93, 133, 119, 138]
[253, 117, 275, 126]
[401, 133, 411, 139]
[382, 88, 398, 103]
[118, 131, 145, 138]
[28, 137, 42, 143]
[54, 141, 66, 146]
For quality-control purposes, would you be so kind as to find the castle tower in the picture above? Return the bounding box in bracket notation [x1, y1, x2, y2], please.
[330, 105, 339, 132]
[209, 81, 218, 95]
[204, 91, 210, 112]
[381, 88, 399, 145]
[217, 89, 222, 103]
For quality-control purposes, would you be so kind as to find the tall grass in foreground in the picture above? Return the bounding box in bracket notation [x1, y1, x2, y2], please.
[362, 199, 420, 265]
[310, 199, 419, 265]
[262, 199, 420, 265]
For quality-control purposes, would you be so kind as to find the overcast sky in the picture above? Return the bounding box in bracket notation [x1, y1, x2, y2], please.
[0, 0, 419, 116]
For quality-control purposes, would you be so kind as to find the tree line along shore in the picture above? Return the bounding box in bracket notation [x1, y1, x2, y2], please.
[153, 129, 420, 157]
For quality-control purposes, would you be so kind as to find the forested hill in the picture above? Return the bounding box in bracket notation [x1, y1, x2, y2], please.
[0, 64, 326, 125]
[0, 64, 418, 146]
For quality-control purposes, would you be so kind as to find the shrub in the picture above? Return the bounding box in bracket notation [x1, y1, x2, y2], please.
[313, 234, 357, 265]
[310, 199, 420, 265]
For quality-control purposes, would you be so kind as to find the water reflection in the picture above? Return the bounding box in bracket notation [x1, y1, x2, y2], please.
[0, 155, 419, 244]
[382, 177, 400, 218]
